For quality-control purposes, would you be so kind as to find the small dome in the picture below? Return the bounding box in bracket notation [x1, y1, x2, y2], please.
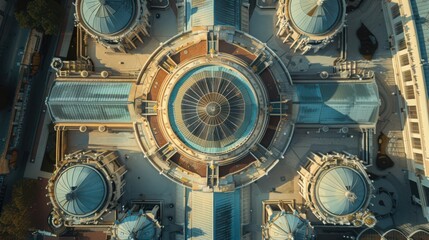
[267, 212, 312, 239]
[54, 165, 107, 217]
[80, 0, 136, 35]
[315, 166, 367, 216]
[289, 0, 344, 35]
[115, 212, 155, 240]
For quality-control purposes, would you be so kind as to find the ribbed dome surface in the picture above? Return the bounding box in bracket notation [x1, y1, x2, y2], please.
[168, 65, 259, 154]
[289, 0, 343, 35]
[54, 165, 107, 217]
[267, 213, 311, 240]
[115, 212, 155, 240]
[80, 0, 136, 35]
[315, 166, 367, 216]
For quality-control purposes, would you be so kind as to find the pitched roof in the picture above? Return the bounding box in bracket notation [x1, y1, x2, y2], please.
[188, 190, 241, 239]
[293, 82, 380, 126]
[47, 81, 133, 123]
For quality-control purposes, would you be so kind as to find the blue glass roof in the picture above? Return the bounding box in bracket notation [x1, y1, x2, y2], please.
[189, 190, 241, 239]
[80, 0, 135, 35]
[54, 165, 107, 217]
[410, 0, 429, 97]
[315, 166, 368, 216]
[293, 82, 380, 125]
[47, 82, 132, 123]
[186, 0, 241, 30]
[289, 0, 344, 35]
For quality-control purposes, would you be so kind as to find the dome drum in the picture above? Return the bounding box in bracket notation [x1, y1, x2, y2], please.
[47, 150, 127, 226]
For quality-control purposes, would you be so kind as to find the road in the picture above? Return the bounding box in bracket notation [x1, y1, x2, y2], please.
[0, 0, 67, 205]
[0, 0, 30, 159]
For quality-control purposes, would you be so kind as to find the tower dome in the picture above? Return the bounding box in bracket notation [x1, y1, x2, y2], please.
[265, 211, 313, 239]
[75, 0, 150, 51]
[315, 166, 368, 216]
[47, 150, 127, 227]
[289, 0, 344, 36]
[111, 206, 162, 240]
[276, 0, 346, 53]
[298, 152, 376, 226]
[54, 164, 107, 217]
[80, 0, 136, 36]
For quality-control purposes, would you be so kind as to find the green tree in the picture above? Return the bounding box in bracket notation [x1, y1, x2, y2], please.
[15, 0, 63, 35]
[0, 179, 37, 240]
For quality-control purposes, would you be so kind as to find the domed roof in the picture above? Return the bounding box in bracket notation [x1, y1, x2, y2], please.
[54, 164, 107, 217]
[80, 0, 136, 35]
[168, 65, 259, 154]
[115, 212, 155, 240]
[267, 212, 312, 240]
[315, 166, 368, 216]
[289, 0, 344, 35]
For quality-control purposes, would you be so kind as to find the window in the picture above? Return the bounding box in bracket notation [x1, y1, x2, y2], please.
[391, 4, 400, 19]
[405, 85, 415, 99]
[412, 138, 422, 149]
[398, 38, 406, 51]
[400, 54, 410, 66]
[408, 106, 418, 118]
[402, 70, 412, 82]
[395, 22, 404, 35]
[414, 153, 423, 165]
[410, 122, 419, 133]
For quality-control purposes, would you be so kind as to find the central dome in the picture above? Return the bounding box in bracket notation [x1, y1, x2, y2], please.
[168, 65, 259, 154]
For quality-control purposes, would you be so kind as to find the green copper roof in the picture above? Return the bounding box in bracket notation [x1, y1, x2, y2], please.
[80, 0, 136, 35]
[315, 166, 368, 216]
[289, 0, 344, 35]
[47, 81, 132, 123]
[54, 165, 107, 217]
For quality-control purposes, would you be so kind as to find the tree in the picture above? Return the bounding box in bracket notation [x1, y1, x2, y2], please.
[0, 179, 37, 240]
[15, 0, 63, 35]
